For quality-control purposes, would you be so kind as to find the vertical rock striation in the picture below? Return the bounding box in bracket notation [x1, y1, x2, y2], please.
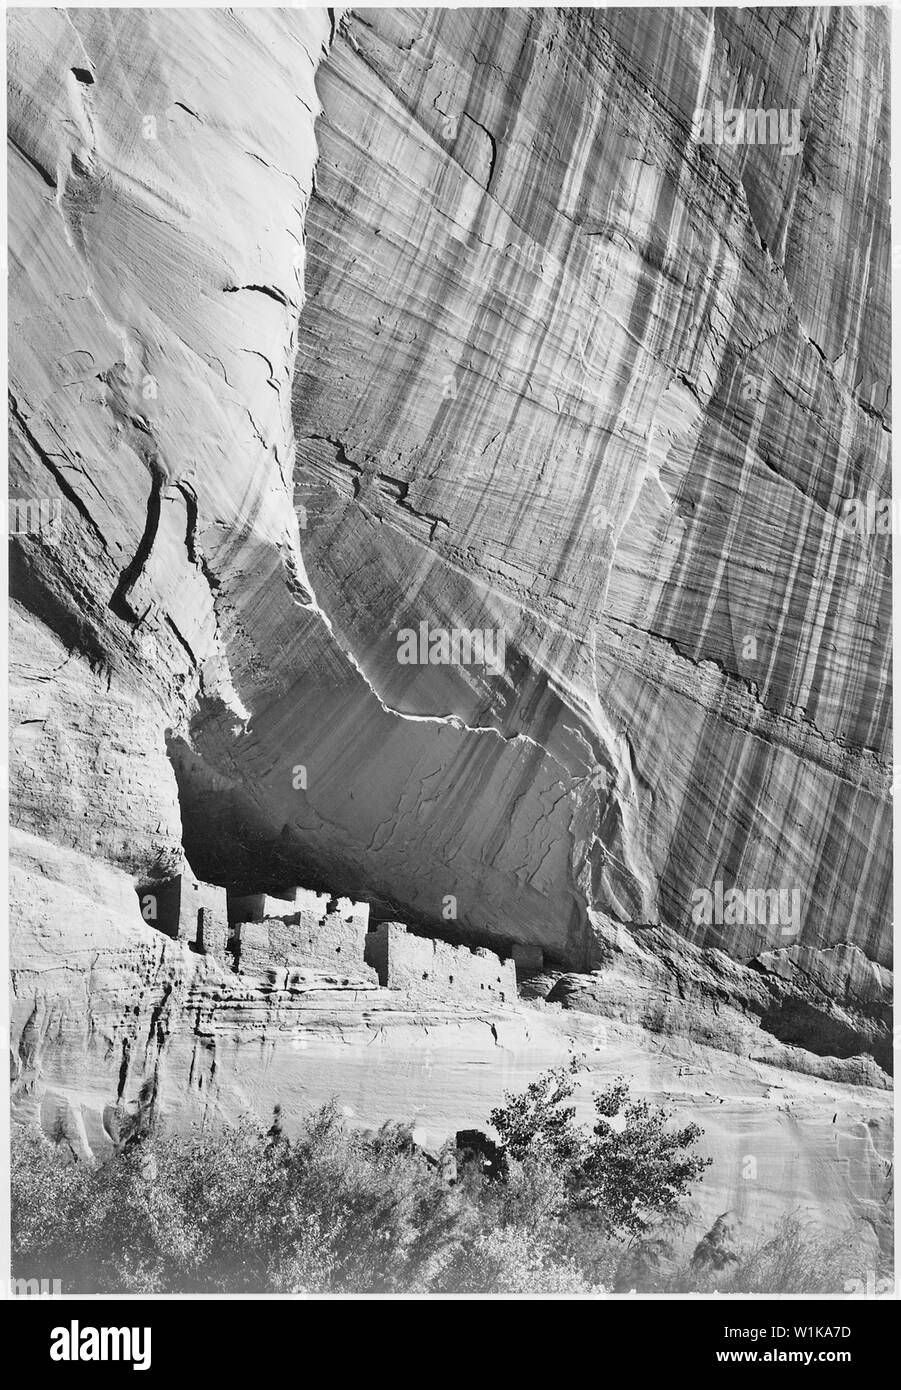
[284, 5, 890, 968]
[7, 7, 891, 1246]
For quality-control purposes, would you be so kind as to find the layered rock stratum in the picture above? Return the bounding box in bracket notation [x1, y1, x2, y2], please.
[7, 6, 891, 1262]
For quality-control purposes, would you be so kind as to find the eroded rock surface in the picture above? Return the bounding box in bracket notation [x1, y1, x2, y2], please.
[283, 6, 891, 965]
[11, 825, 891, 1260]
[7, 5, 892, 1259]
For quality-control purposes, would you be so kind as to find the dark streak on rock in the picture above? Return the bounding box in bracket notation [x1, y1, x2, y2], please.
[224, 283, 291, 308]
[110, 467, 163, 623]
[8, 132, 57, 188]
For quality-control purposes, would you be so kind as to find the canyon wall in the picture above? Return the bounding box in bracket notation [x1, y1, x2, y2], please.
[196, 5, 889, 970]
[7, 6, 891, 1255]
[10, 850, 891, 1261]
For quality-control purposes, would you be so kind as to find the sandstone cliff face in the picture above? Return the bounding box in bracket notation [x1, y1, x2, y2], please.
[9, 4, 331, 889]
[9, 838, 891, 1262]
[7, 6, 892, 1259]
[192, 5, 889, 970]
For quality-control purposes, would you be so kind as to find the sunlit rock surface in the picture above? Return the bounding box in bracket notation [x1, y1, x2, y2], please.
[7, 5, 891, 1260]
[8, 3, 330, 945]
[288, 6, 889, 966]
[10, 827, 891, 1261]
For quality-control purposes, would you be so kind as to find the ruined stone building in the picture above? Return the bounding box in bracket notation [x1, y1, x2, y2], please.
[138, 870, 519, 1007]
[137, 862, 229, 958]
[229, 891, 374, 979]
[364, 922, 516, 1004]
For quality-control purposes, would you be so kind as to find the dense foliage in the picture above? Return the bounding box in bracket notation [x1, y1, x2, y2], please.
[489, 1060, 712, 1237]
[12, 1062, 865, 1294]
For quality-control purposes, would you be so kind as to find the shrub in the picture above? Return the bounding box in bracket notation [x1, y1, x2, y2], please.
[439, 1224, 597, 1294]
[13, 1108, 470, 1294]
[671, 1217, 887, 1296]
[489, 1058, 712, 1238]
[11, 1066, 719, 1295]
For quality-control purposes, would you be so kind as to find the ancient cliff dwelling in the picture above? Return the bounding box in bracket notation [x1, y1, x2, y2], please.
[6, 2, 892, 1298]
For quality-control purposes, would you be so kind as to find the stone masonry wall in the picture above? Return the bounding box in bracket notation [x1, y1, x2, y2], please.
[234, 908, 375, 980]
[179, 868, 229, 956]
[136, 865, 229, 957]
[364, 923, 516, 1004]
[229, 890, 297, 924]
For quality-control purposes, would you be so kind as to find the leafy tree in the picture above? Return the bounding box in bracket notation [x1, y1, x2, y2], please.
[580, 1080, 712, 1236]
[12, 1066, 713, 1294]
[489, 1056, 585, 1169]
[490, 1060, 712, 1238]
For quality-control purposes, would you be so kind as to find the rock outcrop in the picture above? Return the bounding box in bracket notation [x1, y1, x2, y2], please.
[10, 832, 891, 1261]
[7, 5, 891, 1261]
[282, 6, 891, 968]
